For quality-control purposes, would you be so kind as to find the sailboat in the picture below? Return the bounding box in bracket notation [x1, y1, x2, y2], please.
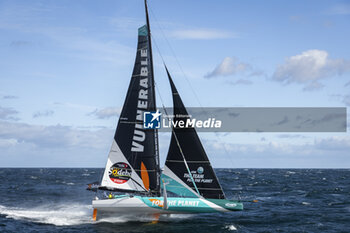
[90, 0, 243, 220]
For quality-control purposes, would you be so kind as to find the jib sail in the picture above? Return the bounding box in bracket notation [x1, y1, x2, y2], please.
[162, 67, 226, 199]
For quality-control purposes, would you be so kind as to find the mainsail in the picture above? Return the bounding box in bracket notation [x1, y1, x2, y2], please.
[100, 23, 160, 196]
[162, 67, 226, 199]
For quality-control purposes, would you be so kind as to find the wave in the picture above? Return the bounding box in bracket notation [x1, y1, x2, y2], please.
[225, 224, 237, 231]
[0, 203, 92, 226]
[0, 204, 194, 226]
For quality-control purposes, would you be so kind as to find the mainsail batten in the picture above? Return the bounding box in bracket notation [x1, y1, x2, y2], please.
[164, 67, 226, 200]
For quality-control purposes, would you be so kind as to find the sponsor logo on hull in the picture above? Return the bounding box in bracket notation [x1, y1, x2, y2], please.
[148, 198, 200, 208]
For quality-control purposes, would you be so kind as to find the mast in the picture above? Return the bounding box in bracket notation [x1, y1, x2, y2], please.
[98, 0, 160, 196]
[144, 0, 154, 80]
[144, 0, 160, 196]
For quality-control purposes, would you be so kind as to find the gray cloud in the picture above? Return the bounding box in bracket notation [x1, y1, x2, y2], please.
[345, 81, 350, 87]
[343, 95, 350, 106]
[272, 50, 350, 89]
[2, 95, 18, 99]
[89, 107, 120, 119]
[315, 136, 350, 151]
[276, 116, 289, 126]
[33, 110, 54, 118]
[0, 106, 19, 121]
[10, 40, 31, 48]
[302, 81, 324, 92]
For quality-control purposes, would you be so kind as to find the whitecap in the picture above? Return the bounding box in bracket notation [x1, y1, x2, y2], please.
[225, 224, 237, 231]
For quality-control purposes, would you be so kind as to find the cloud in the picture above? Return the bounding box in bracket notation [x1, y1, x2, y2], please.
[10, 40, 32, 48]
[0, 4, 134, 65]
[343, 95, 350, 106]
[315, 136, 350, 151]
[54, 102, 96, 111]
[302, 81, 324, 91]
[0, 138, 18, 147]
[33, 110, 54, 118]
[89, 107, 120, 119]
[345, 81, 350, 87]
[227, 79, 253, 86]
[170, 29, 237, 40]
[275, 116, 289, 126]
[327, 4, 350, 15]
[289, 15, 303, 22]
[0, 121, 112, 149]
[205, 57, 251, 78]
[2, 95, 18, 99]
[0, 106, 19, 120]
[272, 50, 350, 89]
[207, 135, 350, 156]
[278, 134, 307, 139]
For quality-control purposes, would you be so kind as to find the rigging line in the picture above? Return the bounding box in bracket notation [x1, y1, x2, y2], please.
[149, 7, 202, 107]
[155, 82, 201, 197]
[148, 7, 237, 173]
[153, 67, 201, 197]
[145, 0, 161, 196]
[149, 7, 213, 198]
[130, 177, 149, 193]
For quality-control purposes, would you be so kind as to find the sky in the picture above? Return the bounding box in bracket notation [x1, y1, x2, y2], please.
[0, 0, 349, 168]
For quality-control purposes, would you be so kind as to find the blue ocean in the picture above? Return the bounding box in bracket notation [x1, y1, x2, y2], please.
[0, 168, 349, 232]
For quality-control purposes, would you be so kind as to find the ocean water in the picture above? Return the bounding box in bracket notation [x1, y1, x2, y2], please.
[0, 168, 349, 232]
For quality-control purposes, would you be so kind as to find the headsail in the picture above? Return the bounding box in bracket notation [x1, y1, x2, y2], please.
[100, 24, 160, 196]
[162, 67, 226, 199]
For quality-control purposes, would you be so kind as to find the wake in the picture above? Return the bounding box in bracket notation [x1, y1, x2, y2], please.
[0, 203, 193, 226]
[0, 203, 92, 226]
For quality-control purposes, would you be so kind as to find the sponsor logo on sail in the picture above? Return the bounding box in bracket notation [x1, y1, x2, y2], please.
[184, 169, 213, 184]
[131, 47, 149, 152]
[109, 162, 132, 184]
[197, 167, 204, 174]
[144, 110, 161, 129]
